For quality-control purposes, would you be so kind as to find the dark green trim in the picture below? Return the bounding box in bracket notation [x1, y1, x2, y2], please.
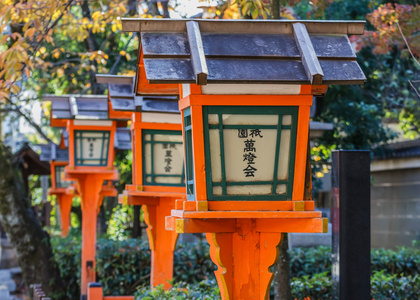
[74, 130, 110, 166]
[183, 108, 195, 200]
[208, 124, 291, 130]
[218, 114, 228, 195]
[202, 106, 299, 201]
[212, 180, 287, 186]
[272, 118, 283, 194]
[141, 129, 184, 187]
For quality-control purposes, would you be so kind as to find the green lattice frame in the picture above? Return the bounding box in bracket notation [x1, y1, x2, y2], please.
[74, 130, 110, 166]
[141, 129, 185, 187]
[202, 106, 298, 201]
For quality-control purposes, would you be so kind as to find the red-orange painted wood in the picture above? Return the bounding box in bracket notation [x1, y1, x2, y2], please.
[137, 51, 179, 95]
[179, 95, 313, 111]
[57, 193, 74, 237]
[142, 197, 179, 289]
[206, 220, 283, 300]
[66, 169, 118, 297]
[190, 105, 207, 201]
[170, 210, 322, 219]
[292, 105, 310, 202]
[87, 285, 103, 300]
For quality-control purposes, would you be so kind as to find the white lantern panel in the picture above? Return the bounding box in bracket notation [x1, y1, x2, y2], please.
[142, 130, 184, 186]
[276, 184, 287, 195]
[227, 185, 272, 195]
[145, 143, 152, 173]
[223, 128, 277, 182]
[209, 129, 222, 182]
[204, 106, 299, 200]
[282, 115, 292, 125]
[222, 114, 278, 125]
[213, 186, 223, 196]
[75, 131, 110, 166]
[277, 129, 291, 180]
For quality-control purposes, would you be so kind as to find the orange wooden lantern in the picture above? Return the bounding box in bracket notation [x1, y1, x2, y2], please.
[96, 74, 185, 289]
[40, 142, 76, 237]
[122, 19, 366, 299]
[45, 95, 129, 299]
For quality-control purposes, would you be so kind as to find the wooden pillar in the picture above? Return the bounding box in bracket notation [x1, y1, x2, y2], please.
[206, 219, 283, 300]
[87, 283, 103, 300]
[79, 175, 106, 299]
[143, 197, 178, 289]
[58, 194, 74, 237]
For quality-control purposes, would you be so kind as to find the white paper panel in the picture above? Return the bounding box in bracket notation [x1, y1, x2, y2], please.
[152, 142, 184, 176]
[223, 129, 277, 182]
[282, 115, 292, 125]
[209, 129, 222, 182]
[213, 186, 223, 196]
[276, 184, 287, 195]
[145, 143, 152, 173]
[222, 114, 278, 125]
[141, 112, 181, 124]
[76, 131, 109, 165]
[277, 129, 291, 180]
[227, 185, 272, 195]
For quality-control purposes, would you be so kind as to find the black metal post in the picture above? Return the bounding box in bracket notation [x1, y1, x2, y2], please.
[332, 150, 371, 300]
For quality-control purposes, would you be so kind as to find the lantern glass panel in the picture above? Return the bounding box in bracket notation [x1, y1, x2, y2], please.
[203, 106, 298, 201]
[55, 166, 71, 188]
[74, 130, 110, 166]
[142, 129, 185, 186]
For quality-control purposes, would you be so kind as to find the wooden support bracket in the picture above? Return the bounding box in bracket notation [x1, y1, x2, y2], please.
[293, 23, 324, 85]
[186, 21, 208, 85]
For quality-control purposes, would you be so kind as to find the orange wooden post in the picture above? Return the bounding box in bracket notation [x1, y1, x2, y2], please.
[64, 117, 119, 298]
[47, 159, 77, 237]
[57, 193, 74, 237]
[143, 197, 178, 289]
[44, 94, 125, 299]
[121, 18, 366, 299]
[97, 74, 184, 289]
[68, 171, 118, 296]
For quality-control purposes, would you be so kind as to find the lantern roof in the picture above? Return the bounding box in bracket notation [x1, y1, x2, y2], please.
[45, 94, 110, 120]
[39, 128, 131, 162]
[122, 19, 366, 85]
[39, 143, 69, 162]
[96, 74, 179, 113]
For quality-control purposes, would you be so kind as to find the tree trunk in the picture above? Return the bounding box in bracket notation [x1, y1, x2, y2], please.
[270, 0, 281, 19]
[273, 138, 312, 300]
[0, 143, 64, 299]
[132, 205, 141, 238]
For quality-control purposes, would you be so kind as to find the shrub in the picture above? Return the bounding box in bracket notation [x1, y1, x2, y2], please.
[51, 234, 419, 299]
[289, 246, 332, 277]
[291, 272, 332, 300]
[371, 271, 420, 300]
[96, 238, 151, 295]
[134, 280, 220, 300]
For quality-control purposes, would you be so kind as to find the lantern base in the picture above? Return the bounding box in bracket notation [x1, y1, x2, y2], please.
[119, 189, 185, 289]
[206, 224, 283, 300]
[166, 217, 326, 300]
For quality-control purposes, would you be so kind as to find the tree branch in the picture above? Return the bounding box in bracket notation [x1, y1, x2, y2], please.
[109, 33, 136, 74]
[396, 22, 420, 68]
[10, 104, 53, 143]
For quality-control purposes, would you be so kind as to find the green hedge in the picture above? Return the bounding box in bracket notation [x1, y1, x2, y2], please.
[51, 232, 215, 298]
[289, 244, 420, 278]
[133, 272, 420, 300]
[51, 233, 419, 299]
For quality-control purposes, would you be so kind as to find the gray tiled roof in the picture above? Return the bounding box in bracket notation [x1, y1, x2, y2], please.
[96, 74, 179, 113]
[122, 19, 366, 86]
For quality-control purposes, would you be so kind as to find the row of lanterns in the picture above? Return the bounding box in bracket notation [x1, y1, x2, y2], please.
[41, 19, 366, 300]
